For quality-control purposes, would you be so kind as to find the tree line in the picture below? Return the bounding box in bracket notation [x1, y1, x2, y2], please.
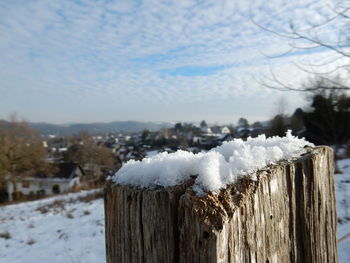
[267, 78, 350, 147]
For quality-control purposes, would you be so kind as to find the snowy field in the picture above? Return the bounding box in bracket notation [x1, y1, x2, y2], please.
[0, 190, 105, 263]
[336, 158, 350, 263]
[0, 160, 349, 262]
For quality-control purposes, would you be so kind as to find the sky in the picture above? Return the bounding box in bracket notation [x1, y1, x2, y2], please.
[0, 0, 345, 125]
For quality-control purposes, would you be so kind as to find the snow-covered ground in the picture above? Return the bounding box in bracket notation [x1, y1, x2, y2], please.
[335, 158, 350, 263]
[0, 159, 349, 262]
[0, 190, 105, 263]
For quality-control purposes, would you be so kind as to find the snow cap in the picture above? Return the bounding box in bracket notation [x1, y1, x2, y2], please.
[111, 131, 313, 194]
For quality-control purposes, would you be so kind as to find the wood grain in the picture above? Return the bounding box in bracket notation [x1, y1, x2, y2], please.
[105, 146, 338, 263]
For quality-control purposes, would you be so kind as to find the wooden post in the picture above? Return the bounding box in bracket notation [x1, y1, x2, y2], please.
[105, 146, 338, 263]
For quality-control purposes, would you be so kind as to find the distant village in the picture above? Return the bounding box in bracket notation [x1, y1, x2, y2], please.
[1, 118, 275, 202]
[43, 120, 268, 165]
[3, 98, 347, 203]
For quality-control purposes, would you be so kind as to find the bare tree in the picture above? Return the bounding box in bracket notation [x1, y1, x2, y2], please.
[0, 114, 49, 199]
[267, 96, 289, 137]
[252, 2, 350, 91]
[63, 132, 117, 180]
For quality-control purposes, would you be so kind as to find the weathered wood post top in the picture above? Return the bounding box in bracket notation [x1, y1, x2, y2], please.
[105, 133, 337, 263]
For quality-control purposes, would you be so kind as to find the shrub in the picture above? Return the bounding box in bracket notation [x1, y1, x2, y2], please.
[83, 210, 91, 216]
[27, 238, 36, 245]
[0, 191, 9, 203]
[0, 231, 11, 240]
[36, 189, 45, 197]
[346, 143, 350, 158]
[36, 206, 49, 214]
[12, 191, 23, 201]
[66, 212, 74, 219]
[28, 191, 36, 200]
[52, 184, 60, 194]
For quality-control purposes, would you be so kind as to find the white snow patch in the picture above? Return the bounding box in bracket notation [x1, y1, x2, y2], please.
[0, 190, 105, 263]
[335, 158, 350, 262]
[111, 131, 313, 194]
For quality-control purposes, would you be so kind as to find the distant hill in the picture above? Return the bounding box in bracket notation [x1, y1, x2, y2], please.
[28, 121, 173, 135]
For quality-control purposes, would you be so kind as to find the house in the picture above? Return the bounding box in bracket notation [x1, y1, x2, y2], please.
[5, 163, 85, 201]
[200, 126, 213, 134]
[210, 126, 231, 135]
[221, 126, 231, 134]
[235, 127, 254, 138]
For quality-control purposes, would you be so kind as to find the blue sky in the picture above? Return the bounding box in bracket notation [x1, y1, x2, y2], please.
[0, 0, 343, 124]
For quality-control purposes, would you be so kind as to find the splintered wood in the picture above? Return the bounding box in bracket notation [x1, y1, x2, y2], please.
[105, 146, 338, 263]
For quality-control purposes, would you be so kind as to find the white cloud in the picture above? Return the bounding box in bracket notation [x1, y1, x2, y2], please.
[0, 0, 345, 123]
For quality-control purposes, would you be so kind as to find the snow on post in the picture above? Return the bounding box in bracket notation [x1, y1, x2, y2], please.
[105, 132, 338, 263]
